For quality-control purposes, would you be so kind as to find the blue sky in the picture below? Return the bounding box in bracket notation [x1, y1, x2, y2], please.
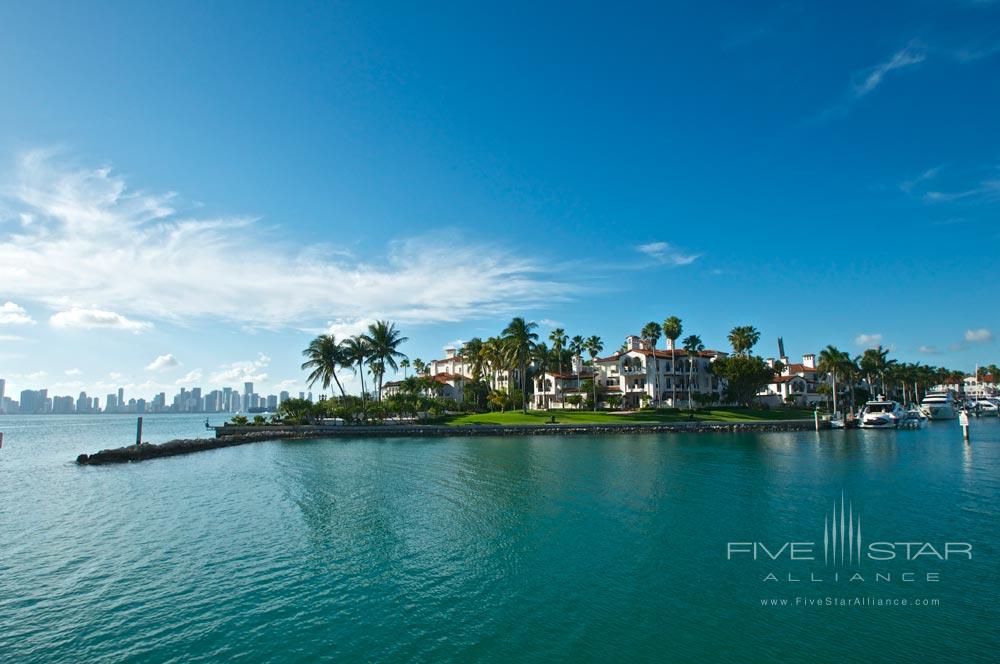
[1, 1, 998, 400]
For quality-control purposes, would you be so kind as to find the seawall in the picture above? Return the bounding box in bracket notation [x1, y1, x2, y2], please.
[75, 419, 821, 465]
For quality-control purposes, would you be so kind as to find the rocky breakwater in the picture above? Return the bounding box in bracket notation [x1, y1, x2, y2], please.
[76, 419, 821, 465]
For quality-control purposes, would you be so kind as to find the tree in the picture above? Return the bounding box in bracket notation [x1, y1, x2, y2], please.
[662, 316, 682, 406]
[364, 320, 409, 404]
[532, 342, 551, 409]
[584, 335, 604, 411]
[549, 327, 568, 375]
[343, 335, 371, 422]
[641, 321, 663, 406]
[570, 334, 585, 393]
[727, 325, 761, 357]
[275, 397, 316, 424]
[817, 345, 848, 415]
[300, 334, 350, 399]
[502, 317, 538, 413]
[399, 358, 410, 378]
[682, 334, 704, 409]
[459, 338, 486, 381]
[412, 358, 427, 375]
[711, 355, 777, 407]
[859, 345, 895, 396]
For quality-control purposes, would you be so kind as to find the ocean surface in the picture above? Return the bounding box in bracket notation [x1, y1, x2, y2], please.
[1, 414, 998, 662]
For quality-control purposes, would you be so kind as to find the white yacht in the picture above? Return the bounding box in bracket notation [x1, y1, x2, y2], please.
[859, 398, 906, 429]
[919, 390, 959, 420]
[970, 397, 999, 416]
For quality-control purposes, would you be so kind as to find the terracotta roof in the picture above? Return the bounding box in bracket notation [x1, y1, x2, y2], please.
[784, 364, 816, 374]
[597, 349, 722, 362]
[432, 372, 469, 382]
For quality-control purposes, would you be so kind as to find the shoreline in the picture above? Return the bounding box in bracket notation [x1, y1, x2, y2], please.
[75, 419, 821, 465]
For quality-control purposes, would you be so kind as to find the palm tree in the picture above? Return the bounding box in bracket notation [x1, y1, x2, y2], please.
[459, 337, 486, 381]
[532, 342, 551, 409]
[662, 316, 682, 406]
[502, 317, 538, 413]
[549, 327, 568, 375]
[727, 325, 760, 357]
[682, 334, 704, 409]
[570, 334, 585, 393]
[860, 345, 895, 396]
[399, 358, 410, 378]
[584, 335, 604, 411]
[817, 345, 845, 414]
[300, 334, 350, 399]
[364, 320, 409, 403]
[343, 335, 371, 421]
[641, 321, 662, 406]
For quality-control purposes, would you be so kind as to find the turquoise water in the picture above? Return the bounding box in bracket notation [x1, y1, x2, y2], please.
[1, 414, 998, 662]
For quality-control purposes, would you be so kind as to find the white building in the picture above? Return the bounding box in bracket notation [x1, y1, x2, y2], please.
[757, 353, 825, 407]
[533, 335, 727, 409]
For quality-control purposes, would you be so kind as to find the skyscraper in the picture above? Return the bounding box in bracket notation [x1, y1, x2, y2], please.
[243, 382, 253, 411]
[0, 378, 5, 414]
[117, 387, 124, 412]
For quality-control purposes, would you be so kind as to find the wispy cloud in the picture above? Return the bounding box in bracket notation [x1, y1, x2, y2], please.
[175, 369, 203, 385]
[816, 42, 925, 121]
[50, 307, 152, 333]
[900, 166, 942, 193]
[855, 333, 883, 347]
[0, 150, 576, 333]
[636, 242, 701, 266]
[210, 354, 270, 384]
[917, 345, 941, 354]
[965, 328, 994, 343]
[65, 368, 82, 375]
[0, 301, 35, 325]
[146, 353, 180, 371]
[924, 175, 1000, 204]
[853, 44, 926, 98]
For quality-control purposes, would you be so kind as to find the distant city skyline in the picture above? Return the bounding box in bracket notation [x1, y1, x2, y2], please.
[1, 2, 997, 396]
[0, 378, 316, 415]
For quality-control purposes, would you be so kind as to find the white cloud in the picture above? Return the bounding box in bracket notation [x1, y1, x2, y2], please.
[0, 301, 35, 325]
[0, 151, 574, 330]
[65, 368, 82, 375]
[443, 338, 464, 350]
[210, 354, 270, 385]
[272, 379, 300, 393]
[925, 178, 1000, 204]
[538, 318, 563, 328]
[965, 328, 994, 343]
[50, 307, 152, 333]
[899, 166, 942, 193]
[146, 353, 180, 371]
[0, 334, 26, 341]
[636, 242, 701, 266]
[175, 369, 203, 385]
[917, 345, 940, 354]
[855, 333, 883, 347]
[108, 372, 124, 380]
[853, 44, 925, 98]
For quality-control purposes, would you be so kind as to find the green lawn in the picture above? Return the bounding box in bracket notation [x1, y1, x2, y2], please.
[434, 408, 814, 426]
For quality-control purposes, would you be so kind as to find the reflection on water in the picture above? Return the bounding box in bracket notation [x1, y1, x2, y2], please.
[0, 415, 998, 662]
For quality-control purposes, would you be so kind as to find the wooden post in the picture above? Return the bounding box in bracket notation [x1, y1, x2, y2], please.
[136, 416, 143, 445]
[0, 432, 4, 449]
[959, 410, 970, 443]
[814, 408, 820, 431]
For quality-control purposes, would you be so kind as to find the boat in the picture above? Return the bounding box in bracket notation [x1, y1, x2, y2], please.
[969, 397, 999, 416]
[899, 408, 928, 429]
[829, 413, 846, 429]
[859, 398, 906, 429]
[919, 390, 959, 420]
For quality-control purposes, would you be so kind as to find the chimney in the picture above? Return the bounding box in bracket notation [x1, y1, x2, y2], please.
[626, 335, 644, 351]
[444, 347, 456, 359]
[803, 354, 816, 369]
[571, 354, 583, 374]
[766, 358, 775, 368]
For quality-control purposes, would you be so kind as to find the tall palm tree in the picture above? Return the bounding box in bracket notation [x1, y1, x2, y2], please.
[502, 317, 539, 413]
[399, 358, 410, 378]
[300, 334, 349, 399]
[532, 342, 551, 409]
[641, 321, 662, 406]
[364, 320, 409, 403]
[549, 327, 568, 375]
[584, 335, 604, 411]
[570, 334, 585, 393]
[343, 335, 371, 421]
[727, 325, 760, 357]
[817, 345, 845, 414]
[459, 337, 486, 381]
[662, 316, 682, 406]
[682, 334, 704, 409]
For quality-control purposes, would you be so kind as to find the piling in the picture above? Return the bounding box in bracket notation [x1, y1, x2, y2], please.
[136, 417, 143, 445]
[959, 410, 970, 442]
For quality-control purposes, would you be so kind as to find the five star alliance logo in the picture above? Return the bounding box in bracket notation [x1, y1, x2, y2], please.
[824, 493, 862, 567]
